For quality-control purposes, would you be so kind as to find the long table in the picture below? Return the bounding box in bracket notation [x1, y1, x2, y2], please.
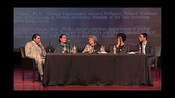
[43, 53, 152, 86]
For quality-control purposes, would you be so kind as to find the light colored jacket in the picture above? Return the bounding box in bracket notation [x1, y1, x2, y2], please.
[25, 41, 46, 60]
[82, 44, 94, 53]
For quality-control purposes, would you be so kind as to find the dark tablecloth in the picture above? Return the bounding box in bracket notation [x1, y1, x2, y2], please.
[43, 53, 152, 86]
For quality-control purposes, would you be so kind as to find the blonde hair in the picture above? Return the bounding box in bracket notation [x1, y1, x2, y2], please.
[88, 35, 97, 42]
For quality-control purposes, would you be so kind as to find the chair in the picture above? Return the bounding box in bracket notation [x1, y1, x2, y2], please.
[154, 46, 161, 68]
[20, 47, 38, 82]
[153, 46, 161, 81]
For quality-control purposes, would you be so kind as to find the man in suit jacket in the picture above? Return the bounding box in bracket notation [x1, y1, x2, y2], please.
[137, 33, 155, 63]
[25, 34, 46, 81]
[137, 33, 155, 86]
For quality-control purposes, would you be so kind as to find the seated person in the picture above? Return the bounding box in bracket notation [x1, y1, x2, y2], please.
[115, 33, 129, 53]
[82, 35, 101, 54]
[25, 33, 46, 81]
[136, 33, 155, 86]
[55, 34, 72, 53]
[136, 33, 155, 66]
[136, 33, 154, 56]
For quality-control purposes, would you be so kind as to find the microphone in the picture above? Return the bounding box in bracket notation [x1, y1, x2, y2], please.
[139, 41, 143, 46]
[67, 39, 71, 42]
[67, 39, 71, 53]
[138, 41, 143, 53]
[65, 39, 70, 44]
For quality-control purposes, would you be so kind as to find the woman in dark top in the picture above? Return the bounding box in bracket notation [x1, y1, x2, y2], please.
[115, 33, 129, 53]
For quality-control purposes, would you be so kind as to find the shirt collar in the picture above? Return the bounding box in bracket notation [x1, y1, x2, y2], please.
[143, 41, 147, 45]
[32, 41, 37, 45]
[32, 41, 40, 47]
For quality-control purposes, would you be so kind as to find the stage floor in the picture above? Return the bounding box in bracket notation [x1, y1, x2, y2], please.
[14, 68, 161, 91]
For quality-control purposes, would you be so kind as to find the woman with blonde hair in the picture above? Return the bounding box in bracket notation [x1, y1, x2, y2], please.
[82, 35, 101, 53]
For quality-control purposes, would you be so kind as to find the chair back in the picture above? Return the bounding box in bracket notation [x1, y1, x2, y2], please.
[155, 46, 161, 57]
[154, 46, 161, 68]
[20, 47, 37, 69]
[20, 48, 25, 58]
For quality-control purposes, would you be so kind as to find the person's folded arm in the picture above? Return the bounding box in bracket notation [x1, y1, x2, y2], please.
[41, 48, 46, 56]
[82, 44, 89, 53]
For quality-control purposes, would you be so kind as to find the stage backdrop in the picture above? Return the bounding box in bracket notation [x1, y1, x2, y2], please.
[14, 8, 161, 51]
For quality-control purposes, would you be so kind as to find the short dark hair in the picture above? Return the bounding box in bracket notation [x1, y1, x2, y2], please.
[140, 33, 148, 40]
[117, 33, 126, 42]
[59, 34, 67, 43]
[32, 33, 40, 40]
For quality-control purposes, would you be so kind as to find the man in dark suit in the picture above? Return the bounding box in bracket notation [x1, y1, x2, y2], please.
[138, 33, 155, 64]
[137, 33, 155, 86]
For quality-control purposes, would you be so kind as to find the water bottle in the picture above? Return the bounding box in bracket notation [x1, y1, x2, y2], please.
[139, 46, 141, 53]
[100, 45, 104, 52]
[73, 45, 77, 53]
[113, 45, 116, 54]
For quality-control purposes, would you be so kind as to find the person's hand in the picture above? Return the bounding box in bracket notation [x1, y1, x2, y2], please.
[38, 42, 44, 49]
[116, 37, 121, 48]
[70, 50, 75, 54]
[62, 44, 66, 53]
[120, 37, 125, 46]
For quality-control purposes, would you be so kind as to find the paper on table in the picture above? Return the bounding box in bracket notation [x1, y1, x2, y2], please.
[127, 52, 137, 54]
[98, 52, 108, 54]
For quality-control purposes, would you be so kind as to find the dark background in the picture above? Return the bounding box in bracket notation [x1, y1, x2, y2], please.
[14, 8, 161, 51]
[7, 0, 169, 96]
[13, 8, 161, 68]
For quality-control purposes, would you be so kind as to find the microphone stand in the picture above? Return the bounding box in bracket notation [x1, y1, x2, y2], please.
[119, 39, 122, 52]
[67, 40, 71, 53]
[69, 42, 70, 53]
